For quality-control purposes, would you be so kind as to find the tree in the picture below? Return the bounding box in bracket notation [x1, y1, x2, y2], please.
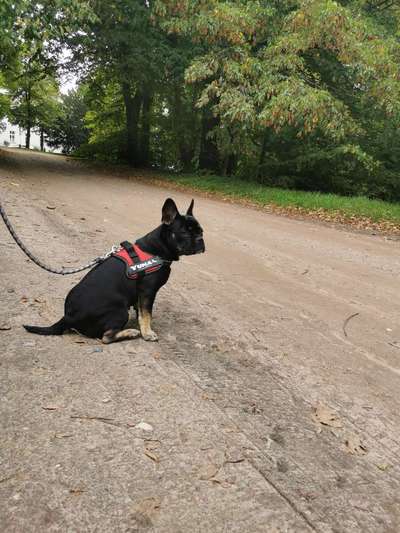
[8, 73, 60, 149]
[64, 1, 161, 165]
[45, 88, 89, 154]
[3, 0, 397, 199]
[0, 0, 25, 70]
[1, 0, 94, 148]
[64, 0, 204, 168]
[153, 0, 400, 196]
[0, 74, 10, 121]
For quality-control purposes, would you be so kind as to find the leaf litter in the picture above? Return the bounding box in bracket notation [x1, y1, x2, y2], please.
[345, 434, 368, 455]
[313, 404, 343, 428]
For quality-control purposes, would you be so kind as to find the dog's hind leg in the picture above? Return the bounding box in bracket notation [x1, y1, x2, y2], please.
[101, 309, 140, 344]
[102, 328, 141, 344]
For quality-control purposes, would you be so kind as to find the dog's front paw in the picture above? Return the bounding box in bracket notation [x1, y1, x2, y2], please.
[142, 330, 159, 342]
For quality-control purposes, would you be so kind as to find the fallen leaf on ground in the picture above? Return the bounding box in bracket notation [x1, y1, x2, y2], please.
[377, 463, 390, 471]
[0, 324, 11, 331]
[144, 450, 160, 463]
[42, 405, 59, 411]
[133, 497, 161, 515]
[345, 434, 367, 455]
[201, 393, 218, 401]
[313, 404, 343, 428]
[135, 422, 153, 432]
[46, 205, 56, 210]
[0, 473, 21, 484]
[198, 464, 221, 480]
[69, 488, 85, 494]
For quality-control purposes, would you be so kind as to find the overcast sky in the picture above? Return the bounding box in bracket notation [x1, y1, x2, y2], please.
[59, 48, 78, 94]
[60, 74, 77, 94]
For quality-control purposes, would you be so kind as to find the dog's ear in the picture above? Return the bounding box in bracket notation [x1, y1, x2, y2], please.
[162, 198, 179, 225]
[186, 199, 194, 216]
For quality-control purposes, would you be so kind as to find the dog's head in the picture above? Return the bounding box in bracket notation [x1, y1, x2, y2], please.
[161, 198, 205, 257]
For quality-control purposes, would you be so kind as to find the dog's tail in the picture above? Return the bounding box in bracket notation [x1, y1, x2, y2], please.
[23, 317, 67, 336]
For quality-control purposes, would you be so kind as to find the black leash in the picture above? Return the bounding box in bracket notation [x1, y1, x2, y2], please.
[0, 197, 117, 275]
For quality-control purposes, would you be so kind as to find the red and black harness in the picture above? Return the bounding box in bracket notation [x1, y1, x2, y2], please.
[113, 241, 169, 280]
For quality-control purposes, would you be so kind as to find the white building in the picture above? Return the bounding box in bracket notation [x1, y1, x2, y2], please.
[0, 117, 54, 151]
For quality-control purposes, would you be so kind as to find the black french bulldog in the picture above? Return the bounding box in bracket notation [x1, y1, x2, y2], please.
[24, 198, 205, 343]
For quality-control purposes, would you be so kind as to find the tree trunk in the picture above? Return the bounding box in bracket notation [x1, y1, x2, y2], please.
[122, 82, 142, 165]
[25, 90, 31, 149]
[258, 129, 269, 178]
[139, 89, 152, 167]
[40, 128, 44, 151]
[199, 109, 220, 173]
[25, 125, 31, 150]
[221, 128, 236, 176]
[222, 153, 237, 176]
[173, 85, 195, 171]
[180, 144, 195, 172]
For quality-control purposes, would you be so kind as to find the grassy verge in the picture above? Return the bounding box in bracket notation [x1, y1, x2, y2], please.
[155, 173, 400, 231]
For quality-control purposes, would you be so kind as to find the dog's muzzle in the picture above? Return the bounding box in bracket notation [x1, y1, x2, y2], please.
[181, 237, 205, 255]
[194, 237, 205, 254]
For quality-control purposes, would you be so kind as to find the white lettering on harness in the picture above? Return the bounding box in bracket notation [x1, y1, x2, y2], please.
[129, 258, 159, 272]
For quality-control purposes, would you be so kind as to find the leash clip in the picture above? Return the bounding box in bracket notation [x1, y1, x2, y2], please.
[99, 244, 120, 262]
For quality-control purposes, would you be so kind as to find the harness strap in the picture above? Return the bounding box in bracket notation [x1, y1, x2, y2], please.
[115, 241, 168, 280]
[120, 240, 138, 261]
[120, 241, 145, 279]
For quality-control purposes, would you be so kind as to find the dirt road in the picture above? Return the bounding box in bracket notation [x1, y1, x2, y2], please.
[1, 148, 400, 532]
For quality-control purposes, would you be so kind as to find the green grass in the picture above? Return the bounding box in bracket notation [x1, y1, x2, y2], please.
[159, 173, 400, 224]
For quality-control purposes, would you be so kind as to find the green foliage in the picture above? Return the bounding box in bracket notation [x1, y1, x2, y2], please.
[153, 0, 400, 199]
[1, 0, 400, 200]
[45, 88, 89, 154]
[74, 130, 127, 162]
[8, 74, 60, 148]
[1, 1, 91, 148]
[0, 74, 10, 119]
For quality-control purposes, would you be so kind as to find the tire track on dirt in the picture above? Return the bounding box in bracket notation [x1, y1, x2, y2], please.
[155, 287, 400, 533]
